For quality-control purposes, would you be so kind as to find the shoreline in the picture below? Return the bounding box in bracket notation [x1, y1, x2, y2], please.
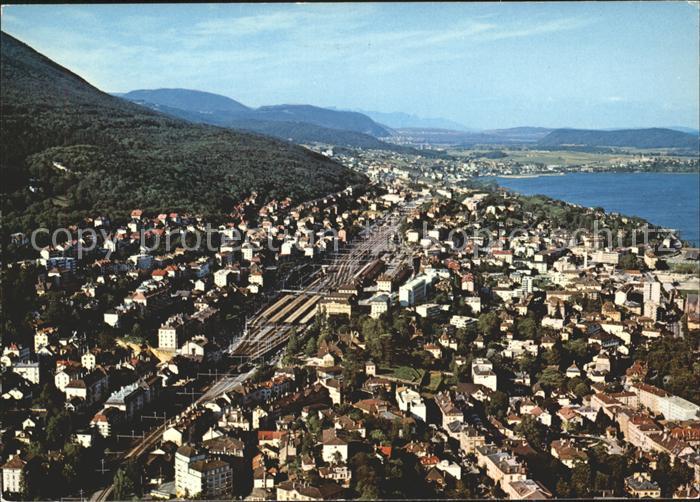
[490, 172, 700, 247]
[492, 171, 699, 179]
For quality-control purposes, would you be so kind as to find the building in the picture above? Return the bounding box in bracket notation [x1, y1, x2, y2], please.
[376, 274, 393, 293]
[447, 423, 486, 454]
[2, 453, 26, 495]
[472, 358, 497, 391]
[399, 276, 426, 307]
[396, 386, 427, 422]
[158, 314, 188, 351]
[416, 303, 441, 319]
[504, 479, 552, 499]
[476, 445, 527, 492]
[632, 383, 700, 421]
[81, 351, 97, 371]
[175, 445, 232, 498]
[91, 407, 122, 437]
[435, 391, 463, 429]
[321, 429, 349, 463]
[13, 361, 40, 385]
[368, 294, 390, 319]
[643, 280, 662, 304]
[625, 472, 661, 499]
[64, 368, 109, 405]
[104, 379, 157, 420]
[318, 293, 354, 318]
[276, 481, 344, 501]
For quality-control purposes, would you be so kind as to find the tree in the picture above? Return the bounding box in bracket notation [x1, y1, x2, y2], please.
[286, 332, 300, 356]
[571, 462, 592, 497]
[516, 317, 538, 340]
[515, 415, 546, 450]
[556, 479, 572, 498]
[477, 312, 500, 337]
[538, 367, 565, 392]
[341, 350, 363, 391]
[113, 468, 135, 501]
[486, 390, 509, 420]
[304, 337, 317, 357]
[618, 253, 639, 270]
[46, 410, 72, 448]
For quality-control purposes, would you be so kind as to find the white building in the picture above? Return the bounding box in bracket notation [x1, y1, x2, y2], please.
[472, 358, 497, 391]
[158, 315, 187, 351]
[368, 294, 390, 319]
[81, 351, 96, 371]
[13, 361, 40, 385]
[175, 445, 232, 498]
[396, 386, 427, 422]
[450, 315, 477, 329]
[1, 454, 26, 494]
[643, 280, 662, 304]
[660, 395, 700, 421]
[416, 303, 441, 319]
[399, 276, 426, 307]
[321, 431, 349, 463]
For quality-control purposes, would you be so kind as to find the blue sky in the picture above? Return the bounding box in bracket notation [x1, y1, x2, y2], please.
[2, 2, 698, 129]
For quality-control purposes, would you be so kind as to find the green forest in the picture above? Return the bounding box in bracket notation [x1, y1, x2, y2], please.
[0, 31, 366, 234]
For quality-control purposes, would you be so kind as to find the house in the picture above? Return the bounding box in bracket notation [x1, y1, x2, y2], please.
[504, 479, 552, 499]
[423, 343, 443, 359]
[276, 480, 344, 501]
[557, 407, 583, 430]
[202, 436, 245, 458]
[447, 422, 486, 454]
[174, 444, 232, 498]
[435, 391, 462, 429]
[2, 453, 27, 495]
[550, 440, 587, 468]
[64, 368, 110, 405]
[321, 429, 349, 463]
[472, 358, 497, 391]
[91, 406, 122, 437]
[625, 472, 661, 499]
[13, 361, 41, 385]
[396, 386, 427, 422]
[476, 445, 527, 492]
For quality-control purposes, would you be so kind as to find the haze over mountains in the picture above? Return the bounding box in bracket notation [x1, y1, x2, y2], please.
[0, 32, 364, 232]
[118, 88, 405, 151]
[119, 88, 699, 152]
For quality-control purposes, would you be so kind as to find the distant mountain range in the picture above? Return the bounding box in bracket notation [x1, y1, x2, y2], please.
[346, 109, 473, 131]
[392, 127, 552, 146]
[539, 128, 699, 149]
[391, 125, 698, 150]
[117, 89, 401, 149]
[1, 32, 364, 233]
[118, 89, 699, 152]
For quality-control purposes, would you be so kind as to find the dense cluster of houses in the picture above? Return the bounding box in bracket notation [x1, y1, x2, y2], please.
[2, 154, 699, 500]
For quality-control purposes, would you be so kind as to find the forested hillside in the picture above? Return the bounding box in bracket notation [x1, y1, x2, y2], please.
[539, 128, 699, 149]
[1, 32, 365, 233]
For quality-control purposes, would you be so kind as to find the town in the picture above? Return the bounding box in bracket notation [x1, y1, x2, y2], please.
[2, 146, 700, 501]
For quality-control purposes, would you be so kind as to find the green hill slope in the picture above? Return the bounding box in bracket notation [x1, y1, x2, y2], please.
[1, 32, 365, 233]
[538, 128, 699, 149]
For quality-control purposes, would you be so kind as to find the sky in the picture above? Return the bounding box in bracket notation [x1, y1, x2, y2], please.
[2, 2, 699, 130]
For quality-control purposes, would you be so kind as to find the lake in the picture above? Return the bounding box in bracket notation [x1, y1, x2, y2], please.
[488, 172, 700, 246]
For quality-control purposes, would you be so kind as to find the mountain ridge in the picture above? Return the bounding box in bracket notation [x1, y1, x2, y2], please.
[120, 88, 391, 137]
[1, 31, 365, 233]
[538, 127, 699, 149]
